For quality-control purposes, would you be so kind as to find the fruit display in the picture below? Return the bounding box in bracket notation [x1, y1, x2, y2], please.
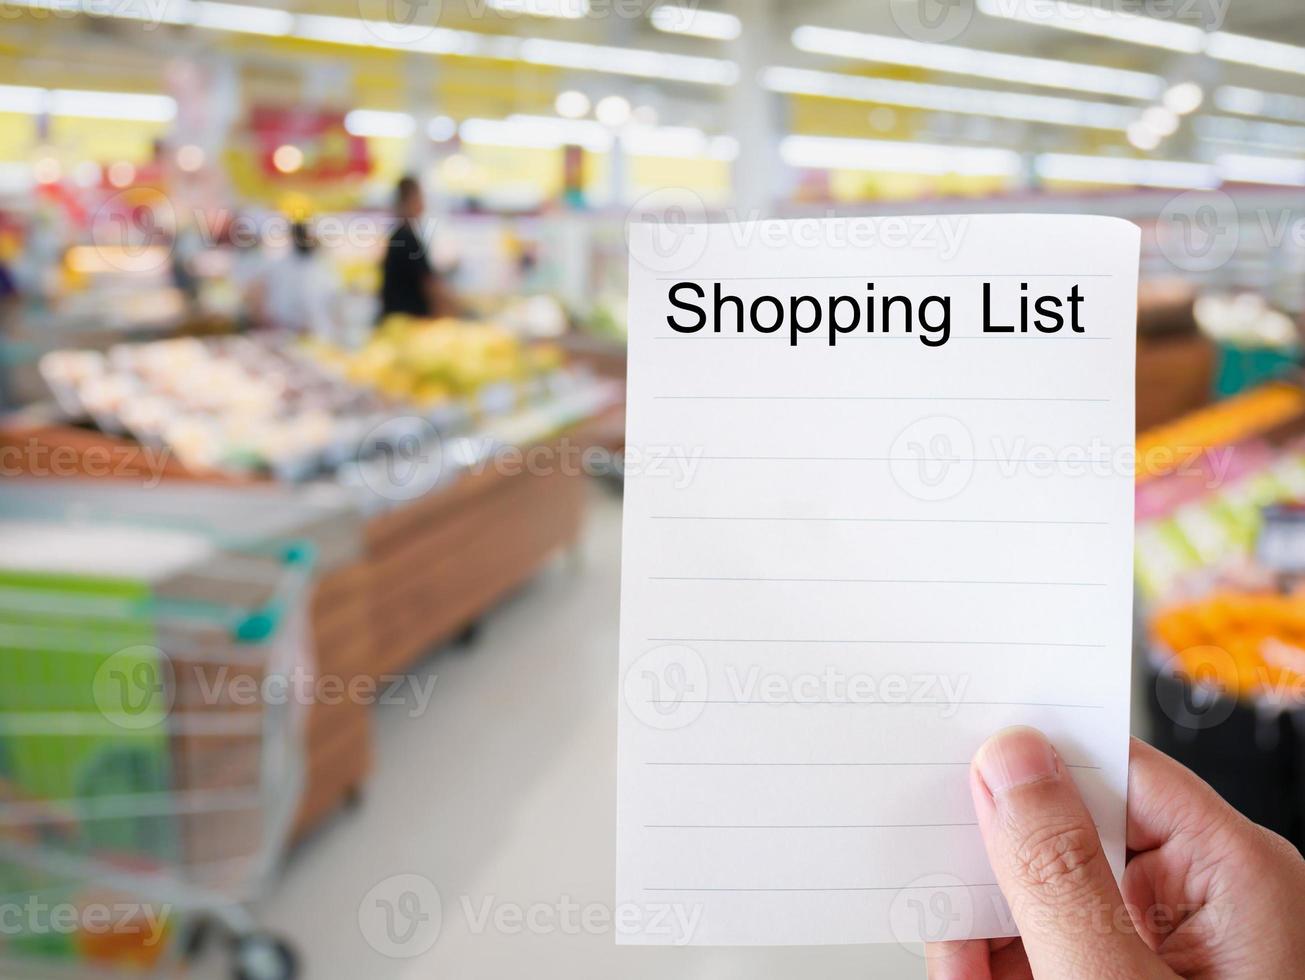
[1136, 382, 1305, 485]
[1135, 439, 1305, 602]
[37, 320, 594, 485]
[40, 335, 391, 477]
[303, 315, 566, 412]
[1151, 590, 1305, 707]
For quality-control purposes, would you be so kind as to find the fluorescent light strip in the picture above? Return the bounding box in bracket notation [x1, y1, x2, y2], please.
[1214, 86, 1305, 123]
[650, 5, 742, 41]
[1218, 153, 1305, 186]
[460, 115, 737, 159]
[192, 0, 293, 35]
[50, 88, 177, 121]
[1034, 153, 1218, 189]
[977, 0, 1305, 80]
[3, 0, 736, 85]
[485, 0, 590, 18]
[0, 84, 176, 122]
[763, 65, 1136, 131]
[1205, 32, 1305, 77]
[0, 84, 46, 115]
[1196, 115, 1305, 151]
[791, 25, 1163, 100]
[975, 0, 1204, 52]
[780, 134, 1022, 177]
[516, 37, 737, 84]
[344, 109, 417, 138]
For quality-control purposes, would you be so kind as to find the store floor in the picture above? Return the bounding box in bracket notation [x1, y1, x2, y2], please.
[197, 486, 922, 979]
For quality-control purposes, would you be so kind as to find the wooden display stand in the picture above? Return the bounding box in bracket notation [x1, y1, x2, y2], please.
[0, 418, 600, 840]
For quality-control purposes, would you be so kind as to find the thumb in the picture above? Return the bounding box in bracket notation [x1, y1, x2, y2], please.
[971, 727, 1166, 979]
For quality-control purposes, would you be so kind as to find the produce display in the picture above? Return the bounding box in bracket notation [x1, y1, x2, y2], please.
[1136, 382, 1305, 484]
[41, 335, 388, 476]
[39, 321, 580, 481]
[1151, 591, 1305, 707]
[304, 315, 566, 412]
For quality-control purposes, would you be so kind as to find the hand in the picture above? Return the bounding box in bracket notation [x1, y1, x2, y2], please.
[925, 726, 1305, 979]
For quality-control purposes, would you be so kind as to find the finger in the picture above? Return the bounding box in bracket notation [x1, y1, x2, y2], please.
[1125, 737, 1243, 854]
[925, 939, 991, 980]
[971, 727, 1160, 979]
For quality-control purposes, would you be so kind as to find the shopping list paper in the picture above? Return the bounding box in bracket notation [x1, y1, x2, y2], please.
[616, 214, 1138, 946]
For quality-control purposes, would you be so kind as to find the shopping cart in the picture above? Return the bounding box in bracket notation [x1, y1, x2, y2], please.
[0, 504, 315, 979]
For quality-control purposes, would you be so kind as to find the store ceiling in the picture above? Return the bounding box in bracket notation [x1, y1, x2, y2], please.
[2, 0, 1304, 155]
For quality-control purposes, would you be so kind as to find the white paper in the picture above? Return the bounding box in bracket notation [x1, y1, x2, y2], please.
[615, 214, 1138, 947]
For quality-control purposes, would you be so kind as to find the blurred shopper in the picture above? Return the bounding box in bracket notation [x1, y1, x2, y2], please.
[252, 222, 343, 341]
[378, 175, 461, 321]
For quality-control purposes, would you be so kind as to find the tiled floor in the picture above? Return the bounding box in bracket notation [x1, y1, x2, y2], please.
[196, 487, 922, 979]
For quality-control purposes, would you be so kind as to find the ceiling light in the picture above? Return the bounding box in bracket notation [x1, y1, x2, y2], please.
[1163, 82, 1203, 115]
[1196, 116, 1305, 152]
[1035, 153, 1218, 189]
[485, 0, 590, 18]
[1142, 106, 1179, 137]
[1126, 121, 1161, 150]
[107, 161, 137, 188]
[461, 116, 610, 151]
[272, 145, 304, 174]
[192, 0, 292, 35]
[780, 134, 1022, 177]
[0, 0, 739, 87]
[763, 65, 1136, 130]
[1217, 153, 1305, 186]
[175, 144, 206, 172]
[459, 114, 735, 160]
[427, 115, 458, 141]
[1215, 86, 1305, 123]
[555, 90, 591, 119]
[0, 84, 46, 114]
[595, 95, 632, 127]
[1206, 32, 1305, 78]
[650, 5, 742, 41]
[33, 158, 62, 185]
[791, 25, 1163, 100]
[976, 0, 1305, 80]
[344, 109, 417, 139]
[975, 0, 1205, 53]
[517, 38, 737, 85]
[50, 89, 177, 122]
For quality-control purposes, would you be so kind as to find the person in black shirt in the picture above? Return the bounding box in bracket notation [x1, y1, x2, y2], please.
[379, 175, 460, 321]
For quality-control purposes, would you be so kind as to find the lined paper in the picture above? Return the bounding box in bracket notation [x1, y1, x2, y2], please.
[615, 214, 1138, 946]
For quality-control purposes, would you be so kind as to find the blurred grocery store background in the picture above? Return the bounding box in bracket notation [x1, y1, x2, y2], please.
[2, 0, 1305, 977]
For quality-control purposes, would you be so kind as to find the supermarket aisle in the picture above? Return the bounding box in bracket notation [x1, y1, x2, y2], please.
[231, 486, 920, 979]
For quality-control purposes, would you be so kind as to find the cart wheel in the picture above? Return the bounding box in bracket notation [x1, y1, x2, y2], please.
[182, 918, 211, 959]
[454, 620, 482, 650]
[231, 933, 298, 980]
